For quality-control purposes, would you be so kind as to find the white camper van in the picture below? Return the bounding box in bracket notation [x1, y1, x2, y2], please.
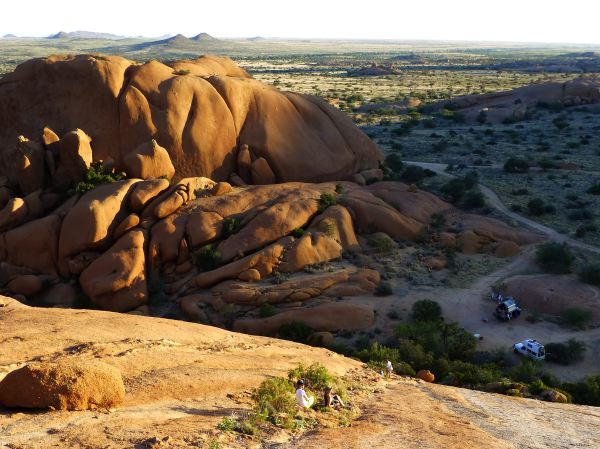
[513, 339, 545, 361]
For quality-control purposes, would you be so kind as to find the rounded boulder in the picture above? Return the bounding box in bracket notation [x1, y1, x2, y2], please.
[416, 369, 435, 383]
[0, 360, 125, 410]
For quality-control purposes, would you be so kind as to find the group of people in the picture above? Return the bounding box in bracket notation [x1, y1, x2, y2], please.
[295, 379, 345, 409]
[294, 360, 394, 409]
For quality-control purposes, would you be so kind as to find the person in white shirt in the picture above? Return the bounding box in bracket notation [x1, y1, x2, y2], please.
[385, 360, 394, 378]
[295, 380, 314, 408]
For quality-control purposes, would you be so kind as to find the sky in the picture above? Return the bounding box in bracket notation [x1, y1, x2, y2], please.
[2, 0, 600, 45]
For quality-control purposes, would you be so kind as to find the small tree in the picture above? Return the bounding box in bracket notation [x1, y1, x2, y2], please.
[545, 339, 586, 365]
[561, 308, 592, 329]
[441, 179, 466, 203]
[278, 321, 313, 343]
[587, 183, 600, 195]
[385, 153, 404, 173]
[318, 193, 336, 212]
[579, 263, 600, 285]
[460, 190, 485, 209]
[527, 198, 546, 216]
[400, 166, 427, 184]
[504, 157, 530, 173]
[412, 299, 442, 322]
[535, 243, 574, 274]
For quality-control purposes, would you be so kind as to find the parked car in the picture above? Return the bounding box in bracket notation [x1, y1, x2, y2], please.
[514, 339, 545, 361]
[495, 298, 522, 321]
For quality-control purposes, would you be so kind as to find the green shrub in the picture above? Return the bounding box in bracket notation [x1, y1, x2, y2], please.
[374, 281, 393, 296]
[587, 183, 600, 195]
[195, 246, 221, 271]
[278, 321, 313, 343]
[429, 212, 446, 229]
[535, 243, 574, 274]
[441, 179, 466, 203]
[460, 190, 485, 209]
[368, 234, 394, 253]
[217, 415, 237, 432]
[258, 303, 278, 318]
[252, 377, 296, 425]
[292, 228, 305, 238]
[335, 183, 344, 194]
[439, 322, 478, 360]
[538, 159, 558, 170]
[395, 361, 417, 376]
[509, 360, 542, 383]
[355, 342, 400, 364]
[288, 362, 334, 392]
[545, 339, 586, 365]
[561, 375, 600, 406]
[462, 171, 479, 189]
[560, 308, 592, 329]
[400, 166, 427, 184]
[385, 153, 404, 173]
[503, 157, 530, 173]
[222, 217, 241, 237]
[318, 192, 336, 212]
[446, 361, 501, 386]
[529, 378, 550, 395]
[567, 208, 594, 221]
[411, 299, 442, 322]
[527, 198, 546, 216]
[579, 263, 600, 285]
[397, 339, 434, 370]
[75, 162, 125, 194]
[173, 69, 191, 75]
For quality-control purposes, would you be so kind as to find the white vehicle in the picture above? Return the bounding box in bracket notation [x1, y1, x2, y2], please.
[513, 339, 545, 361]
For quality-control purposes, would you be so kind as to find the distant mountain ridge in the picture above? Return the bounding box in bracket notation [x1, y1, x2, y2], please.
[48, 31, 125, 40]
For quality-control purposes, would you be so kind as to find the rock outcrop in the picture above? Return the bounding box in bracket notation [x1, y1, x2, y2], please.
[0, 54, 381, 185]
[432, 77, 600, 123]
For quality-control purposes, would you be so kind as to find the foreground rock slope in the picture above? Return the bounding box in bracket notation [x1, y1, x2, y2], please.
[1, 297, 598, 449]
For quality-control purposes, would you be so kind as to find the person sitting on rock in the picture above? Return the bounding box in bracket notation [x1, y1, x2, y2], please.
[295, 380, 314, 408]
[324, 386, 345, 408]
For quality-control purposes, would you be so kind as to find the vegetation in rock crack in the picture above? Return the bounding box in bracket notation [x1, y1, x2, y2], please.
[75, 162, 125, 194]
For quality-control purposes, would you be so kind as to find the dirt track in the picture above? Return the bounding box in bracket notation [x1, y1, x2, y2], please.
[404, 160, 600, 255]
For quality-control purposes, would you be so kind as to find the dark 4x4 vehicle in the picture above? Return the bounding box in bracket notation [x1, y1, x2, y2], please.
[494, 298, 522, 321]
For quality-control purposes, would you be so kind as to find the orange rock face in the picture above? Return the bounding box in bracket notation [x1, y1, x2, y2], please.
[0, 54, 381, 184]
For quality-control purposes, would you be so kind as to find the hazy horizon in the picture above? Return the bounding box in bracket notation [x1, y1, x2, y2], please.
[2, 0, 600, 45]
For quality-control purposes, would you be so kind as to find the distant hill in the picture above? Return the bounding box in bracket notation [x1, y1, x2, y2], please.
[191, 33, 219, 42]
[247, 36, 266, 42]
[133, 33, 233, 52]
[48, 31, 125, 40]
[2, 34, 17, 39]
[161, 34, 191, 45]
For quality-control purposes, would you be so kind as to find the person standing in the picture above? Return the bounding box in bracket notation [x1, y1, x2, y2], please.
[385, 360, 394, 378]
